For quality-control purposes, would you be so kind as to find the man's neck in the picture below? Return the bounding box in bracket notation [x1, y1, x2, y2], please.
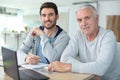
[87, 27, 99, 42]
[44, 26, 57, 38]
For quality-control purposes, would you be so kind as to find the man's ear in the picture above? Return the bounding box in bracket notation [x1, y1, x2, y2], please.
[96, 15, 99, 21]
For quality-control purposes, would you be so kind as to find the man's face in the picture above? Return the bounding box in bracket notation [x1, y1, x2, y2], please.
[76, 8, 98, 36]
[40, 8, 58, 29]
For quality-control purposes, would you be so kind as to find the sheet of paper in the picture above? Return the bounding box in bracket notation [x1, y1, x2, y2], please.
[21, 63, 48, 69]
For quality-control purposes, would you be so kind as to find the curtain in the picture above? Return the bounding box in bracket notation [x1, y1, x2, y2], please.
[107, 16, 120, 42]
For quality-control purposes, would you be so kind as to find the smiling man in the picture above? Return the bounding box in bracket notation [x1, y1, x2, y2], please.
[48, 3, 120, 80]
[17, 2, 70, 65]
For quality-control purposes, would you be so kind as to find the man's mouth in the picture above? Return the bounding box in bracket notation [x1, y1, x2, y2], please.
[83, 25, 89, 30]
[45, 21, 51, 25]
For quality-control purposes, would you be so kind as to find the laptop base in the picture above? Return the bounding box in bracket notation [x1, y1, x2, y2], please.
[19, 69, 49, 80]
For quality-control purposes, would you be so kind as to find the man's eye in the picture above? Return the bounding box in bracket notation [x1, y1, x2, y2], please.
[85, 16, 90, 19]
[49, 13, 54, 16]
[77, 19, 82, 22]
[41, 14, 46, 17]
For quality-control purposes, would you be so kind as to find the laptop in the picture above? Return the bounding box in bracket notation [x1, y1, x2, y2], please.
[1, 46, 49, 80]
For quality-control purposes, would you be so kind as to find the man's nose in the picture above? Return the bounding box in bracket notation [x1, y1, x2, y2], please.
[45, 15, 50, 20]
[81, 19, 87, 26]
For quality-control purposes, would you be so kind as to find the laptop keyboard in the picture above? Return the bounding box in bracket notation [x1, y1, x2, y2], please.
[19, 69, 49, 80]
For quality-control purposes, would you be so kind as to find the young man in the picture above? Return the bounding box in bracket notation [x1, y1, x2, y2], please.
[48, 4, 120, 80]
[17, 2, 70, 64]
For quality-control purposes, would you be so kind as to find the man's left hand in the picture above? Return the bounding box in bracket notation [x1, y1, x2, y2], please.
[48, 61, 72, 72]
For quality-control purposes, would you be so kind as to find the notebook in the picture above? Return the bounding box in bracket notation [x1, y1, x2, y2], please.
[1, 46, 49, 80]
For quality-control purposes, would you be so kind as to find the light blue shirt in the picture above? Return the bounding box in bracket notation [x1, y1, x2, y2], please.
[37, 36, 55, 64]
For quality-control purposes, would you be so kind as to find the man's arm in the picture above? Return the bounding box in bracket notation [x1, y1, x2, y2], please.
[17, 33, 34, 64]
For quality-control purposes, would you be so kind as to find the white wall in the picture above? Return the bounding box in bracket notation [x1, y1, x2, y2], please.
[98, 0, 120, 29]
[68, 5, 79, 36]
[57, 12, 69, 32]
[23, 15, 40, 29]
[98, 0, 120, 45]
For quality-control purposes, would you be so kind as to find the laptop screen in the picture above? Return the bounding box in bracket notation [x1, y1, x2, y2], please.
[1, 46, 20, 80]
[1, 46, 49, 80]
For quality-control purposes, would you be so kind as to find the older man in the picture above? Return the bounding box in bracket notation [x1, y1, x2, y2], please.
[48, 3, 120, 80]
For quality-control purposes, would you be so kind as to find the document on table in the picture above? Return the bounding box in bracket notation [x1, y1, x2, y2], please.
[21, 63, 48, 69]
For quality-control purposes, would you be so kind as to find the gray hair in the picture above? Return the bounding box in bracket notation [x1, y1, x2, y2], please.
[75, 3, 98, 17]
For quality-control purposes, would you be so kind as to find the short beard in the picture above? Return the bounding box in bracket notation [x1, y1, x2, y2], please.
[43, 22, 56, 30]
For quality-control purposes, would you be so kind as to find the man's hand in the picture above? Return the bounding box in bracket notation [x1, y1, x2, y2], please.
[25, 54, 40, 64]
[31, 27, 44, 37]
[48, 61, 72, 72]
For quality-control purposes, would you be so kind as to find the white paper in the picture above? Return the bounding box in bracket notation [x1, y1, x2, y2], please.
[21, 63, 48, 69]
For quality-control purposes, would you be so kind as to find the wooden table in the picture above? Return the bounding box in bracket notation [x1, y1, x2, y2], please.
[0, 67, 93, 80]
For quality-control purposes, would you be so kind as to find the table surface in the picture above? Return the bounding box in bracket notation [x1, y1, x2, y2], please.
[0, 67, 93, 80]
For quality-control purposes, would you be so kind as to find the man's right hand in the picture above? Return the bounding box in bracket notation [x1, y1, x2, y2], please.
[31, 27, 44, 37]
[25, 54, 40, 64]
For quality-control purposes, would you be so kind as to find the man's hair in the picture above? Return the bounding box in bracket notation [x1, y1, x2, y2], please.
[39, 2, 58, 15]
[76, 3, 98, 17]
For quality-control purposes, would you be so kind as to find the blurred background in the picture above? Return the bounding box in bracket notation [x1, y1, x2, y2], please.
[0, 0, 120, 56]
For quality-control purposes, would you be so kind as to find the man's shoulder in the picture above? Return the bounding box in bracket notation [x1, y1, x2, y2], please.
[60, 30, 69, 36]
[57, 30, 70, 40]
[99, 27, 116, 41]
[100, 27, 114, 35]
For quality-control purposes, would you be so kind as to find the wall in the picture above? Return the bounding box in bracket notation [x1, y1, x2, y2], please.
[57, 12, 69, 32]
[99, 0, 120, 45]
[68, 5, 79, 36]
[0, 14, 24, 55]
[98, 0, 120, 29]
[23, 15, 40, 29]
